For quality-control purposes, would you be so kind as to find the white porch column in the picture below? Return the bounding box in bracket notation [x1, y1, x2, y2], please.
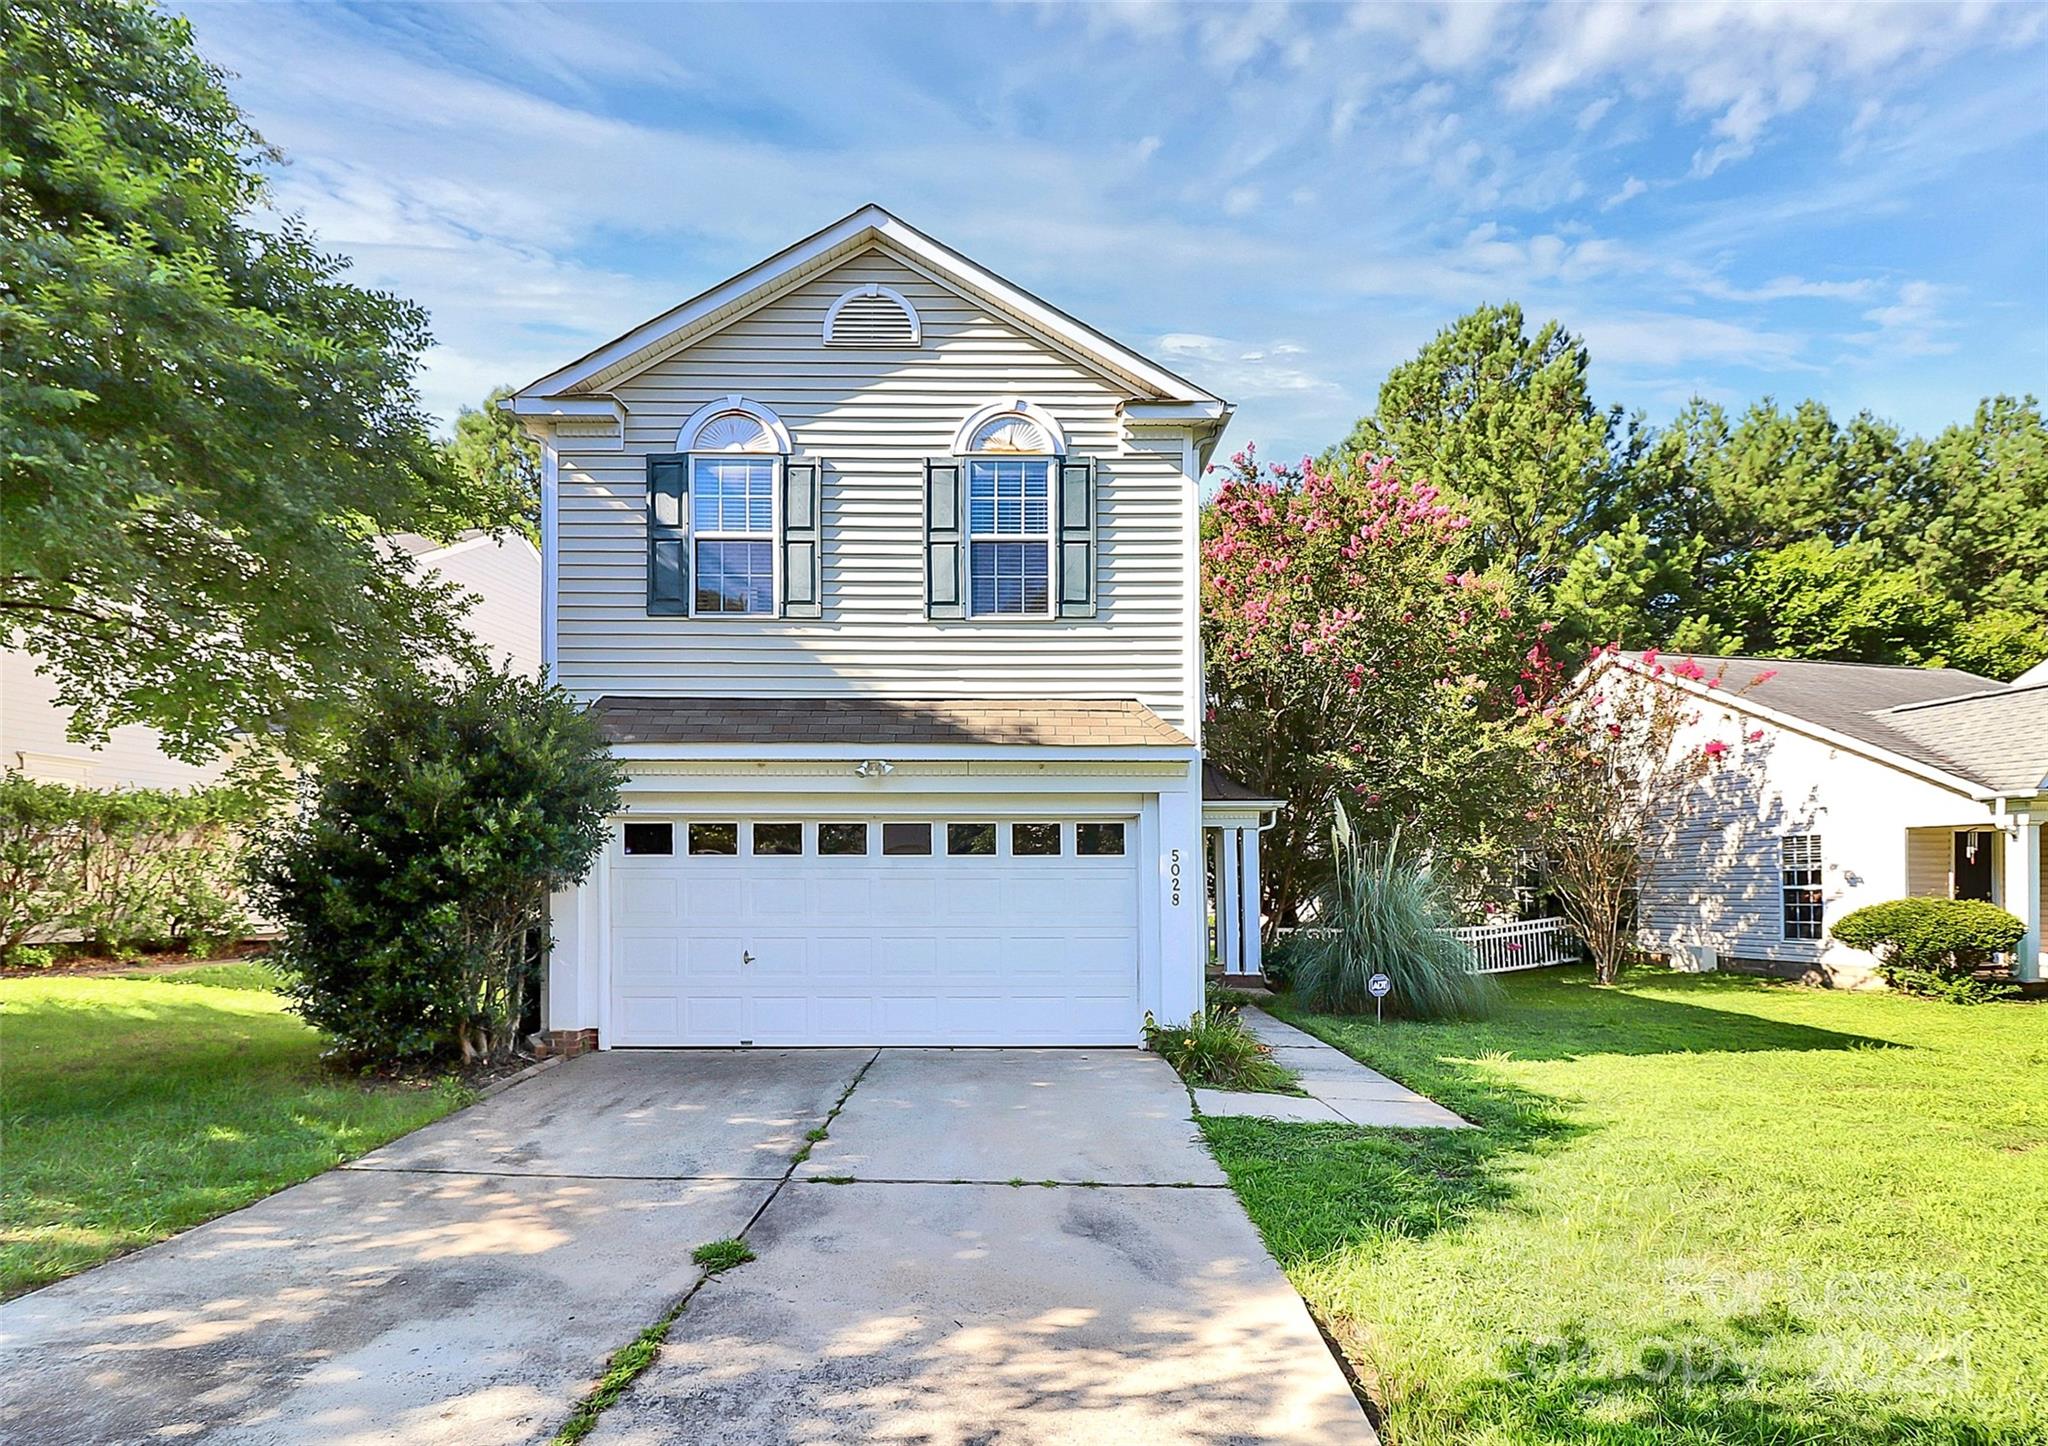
[1210, 826, 1236, 979]
[1237, 825, 1263, 976]
[2006, 811, 2042, 982]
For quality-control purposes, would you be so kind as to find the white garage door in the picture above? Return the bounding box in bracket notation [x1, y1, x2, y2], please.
[608, 817, 1140, 1046]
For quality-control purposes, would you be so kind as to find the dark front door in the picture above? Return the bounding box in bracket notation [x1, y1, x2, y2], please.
[1953, 831, 1994, 901]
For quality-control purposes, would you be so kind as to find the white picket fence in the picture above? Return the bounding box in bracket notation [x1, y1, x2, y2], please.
[1451, 916, 1581, 974]
[1278, 915, 1582, 975]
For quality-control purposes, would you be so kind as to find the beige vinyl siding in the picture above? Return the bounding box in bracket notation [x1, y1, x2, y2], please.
[1906, 827, 1952, 898]
[1, 648, 235, 789]
[551, 248, 1197, 732]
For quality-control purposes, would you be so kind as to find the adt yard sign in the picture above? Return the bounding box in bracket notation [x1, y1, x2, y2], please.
[1368, 972, 1391, 1023]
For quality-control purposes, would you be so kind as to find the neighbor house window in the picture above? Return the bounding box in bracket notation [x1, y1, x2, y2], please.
[691, 455, 776, 615]
[967, 458, 1050, 616]
[1780, 833, 1823, 940]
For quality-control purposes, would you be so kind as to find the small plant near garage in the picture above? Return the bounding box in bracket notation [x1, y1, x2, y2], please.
[251, 662, 623, 1067]
[1832, 898, 2026, 1003]
[1145, 1002, 1298, 1092]
[1296, 806, 1496, 1020]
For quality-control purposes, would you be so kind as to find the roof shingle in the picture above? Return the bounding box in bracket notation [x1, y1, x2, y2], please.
[592, 697, 1192, 748]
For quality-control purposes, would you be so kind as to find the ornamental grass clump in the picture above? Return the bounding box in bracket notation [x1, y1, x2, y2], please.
[1297, 807, 1496, 1020]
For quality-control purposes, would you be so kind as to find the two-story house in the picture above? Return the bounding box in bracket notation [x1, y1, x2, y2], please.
[508, 206, 1277, 1052]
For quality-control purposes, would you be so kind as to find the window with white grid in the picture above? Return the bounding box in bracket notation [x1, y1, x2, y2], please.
[691, 456, 776, 615]
[1780, 833, 1824, 940]
[967, 458, 1051, 616]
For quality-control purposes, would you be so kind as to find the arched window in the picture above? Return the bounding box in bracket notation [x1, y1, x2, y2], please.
[946, 401, 1072, 618]
[657, 397, 797, 618]
[823, 284, 921, 347]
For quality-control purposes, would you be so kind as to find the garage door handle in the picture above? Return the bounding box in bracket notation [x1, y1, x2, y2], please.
[742, 950, 755, 966]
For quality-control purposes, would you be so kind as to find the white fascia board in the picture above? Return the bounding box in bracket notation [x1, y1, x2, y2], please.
[500, 395, 625, 422]
[1202, 806, 1281, 827]
[607, 741, 1198, 766]
[514, 204, 1223, 408]
[1121, 401, 1229, 425]
[1593, 655, 1997, 802]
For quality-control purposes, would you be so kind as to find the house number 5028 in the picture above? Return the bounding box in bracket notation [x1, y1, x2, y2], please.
[1169, 849, 1183, 907]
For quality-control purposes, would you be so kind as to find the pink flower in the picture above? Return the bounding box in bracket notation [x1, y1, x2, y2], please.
[1746, 729, 1765, 743]
[1703, 739, 1728, 759]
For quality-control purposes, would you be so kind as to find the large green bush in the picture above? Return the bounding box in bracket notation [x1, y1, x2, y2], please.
[1832, 898, 2026, 1003]
[0, 773, 262, 961]
[1297, 806, 1497, 1020]
[250, 665, 622, 1065]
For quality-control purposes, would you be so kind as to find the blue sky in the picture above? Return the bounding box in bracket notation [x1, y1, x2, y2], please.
[185, 1, 2048, 460]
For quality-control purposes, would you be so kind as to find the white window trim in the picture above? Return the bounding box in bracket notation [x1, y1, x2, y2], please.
[950, 398, 1068, 457]
[964, 454, 1057, 620]
[1779, 832, 1824, 942]
[687, 453, 783, 618]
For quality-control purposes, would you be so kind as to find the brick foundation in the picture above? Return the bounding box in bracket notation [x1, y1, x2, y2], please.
[532, 1028, 599, 1059]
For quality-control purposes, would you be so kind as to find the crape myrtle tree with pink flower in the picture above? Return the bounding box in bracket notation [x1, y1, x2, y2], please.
[1528, 647, 1759, 983]
[1201, 446, 1558, 930]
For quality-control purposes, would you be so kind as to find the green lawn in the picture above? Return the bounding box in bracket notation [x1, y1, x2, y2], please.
[1, 969, 470, 1297]
[1205, 970, 2048, 1446]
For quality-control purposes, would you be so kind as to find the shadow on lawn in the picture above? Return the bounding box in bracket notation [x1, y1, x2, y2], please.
[1462, 1314, 2027, 1446]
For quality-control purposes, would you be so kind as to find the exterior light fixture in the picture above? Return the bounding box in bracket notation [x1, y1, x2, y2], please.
[854, 759, 895, 779]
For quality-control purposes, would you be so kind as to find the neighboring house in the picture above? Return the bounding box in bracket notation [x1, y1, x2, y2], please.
[1, 532, 540, 787]
[1608, 653, 2046, 987]
[505, 204, 1277, 1051]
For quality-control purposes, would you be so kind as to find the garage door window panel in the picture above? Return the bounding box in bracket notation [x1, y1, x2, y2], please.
[882, 822, 934, 856]
[622, 823, 673, 856]
[688, 822, 739, 856]
[753, 822, 803, 856]
[1076, 822, 1126, 856]
[947, 823, 997, 856]
[818, 822, 869, 856]
[1011, 822, 1062, 856]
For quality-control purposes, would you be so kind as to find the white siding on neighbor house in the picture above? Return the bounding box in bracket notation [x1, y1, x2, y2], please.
[429, 535, 543, 677]
[549, 247, 1199, 736]
[1639, 695, 2001, 978]
[1, 648, 235, 789]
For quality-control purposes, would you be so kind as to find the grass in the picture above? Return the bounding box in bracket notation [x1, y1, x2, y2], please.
[112, 959, 295, 992]
[690, 1237, 755, 1273]
[1146, 1001, 1302, 1093]
[1, 973, 471, 1297]
[1203, 968, 2048, 1445]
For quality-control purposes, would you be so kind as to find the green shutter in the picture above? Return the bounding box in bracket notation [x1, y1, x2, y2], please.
[647, 453, 688, 615]
[1057, 457, 1096, 618]
[782, 459, 822, 619]
[926, 459, 965, 619]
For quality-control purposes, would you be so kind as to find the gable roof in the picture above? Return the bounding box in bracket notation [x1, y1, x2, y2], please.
[513, 205, 1226, 412]
[1616, 652, 2044, 797]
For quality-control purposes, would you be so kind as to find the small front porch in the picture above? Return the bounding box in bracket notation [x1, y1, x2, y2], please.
[1203, 762, 1285, 987]
[1904, 814, 2045, 981]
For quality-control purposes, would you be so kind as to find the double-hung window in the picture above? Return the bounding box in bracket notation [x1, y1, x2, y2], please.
[1780, 833, 1824, 940]
[691, 455, 776, 615]
[967, 458, 1051, 616]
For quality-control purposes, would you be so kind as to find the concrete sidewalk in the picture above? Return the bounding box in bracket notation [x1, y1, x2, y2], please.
[1195, 1007, 1473, 1128]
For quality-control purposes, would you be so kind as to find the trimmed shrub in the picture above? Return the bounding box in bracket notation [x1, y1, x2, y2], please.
[1145, 1003, 1297, 1092]
[1832, 898, 2026, 1003]
[1297, 805, 1497, 1020]
[0, 772, 263, 962]
[251, 664, 622, 1066]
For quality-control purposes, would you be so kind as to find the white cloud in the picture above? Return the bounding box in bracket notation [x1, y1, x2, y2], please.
[1602, 176, 1647, 210]
[1155, 333, 1347, 400]
[1220, 185, 1261, 217]
[1848, 280, 1959, 357]
[1575, 96, 1614, 132]
[1135, 134, 1163, 162]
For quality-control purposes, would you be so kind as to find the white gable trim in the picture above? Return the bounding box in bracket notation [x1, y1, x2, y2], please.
[1591, 655, 1998, 803]
[514, 205, 1222, 407]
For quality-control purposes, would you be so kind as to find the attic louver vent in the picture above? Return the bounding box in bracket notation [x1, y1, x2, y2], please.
[824, 284, 920, 348]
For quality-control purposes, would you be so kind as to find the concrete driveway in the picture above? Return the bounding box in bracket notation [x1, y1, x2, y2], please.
[1, 1050, 1373, 1445]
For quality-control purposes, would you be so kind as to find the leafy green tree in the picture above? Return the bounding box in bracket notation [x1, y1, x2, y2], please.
[251, 664, 623, 1065]
[0, 0, 523, 764]
[1709, 537, 1960, 664]
[446, 386, 543, 544]
[1332, 303, 1620, 590]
